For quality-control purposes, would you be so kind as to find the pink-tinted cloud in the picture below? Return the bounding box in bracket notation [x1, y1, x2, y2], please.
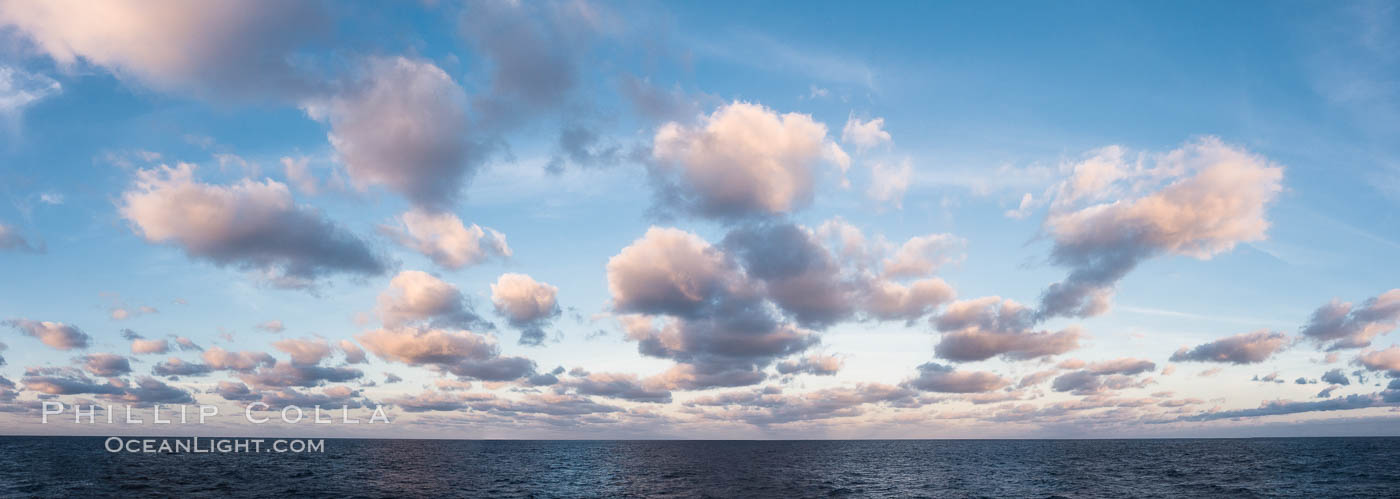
[1038, 138, 1284, 319]
[5, 318, 89, 350]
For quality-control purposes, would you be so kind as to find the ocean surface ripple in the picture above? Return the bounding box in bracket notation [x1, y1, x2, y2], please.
[1, 437, 1397, 498]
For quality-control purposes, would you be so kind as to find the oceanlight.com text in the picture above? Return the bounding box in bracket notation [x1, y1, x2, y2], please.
[104, 437, 324, 453]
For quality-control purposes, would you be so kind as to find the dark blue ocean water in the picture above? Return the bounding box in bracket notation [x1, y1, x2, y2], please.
[1, 437, 1397, 497]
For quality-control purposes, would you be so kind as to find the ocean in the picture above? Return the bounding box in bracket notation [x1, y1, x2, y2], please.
[1, 437, 1397, 497]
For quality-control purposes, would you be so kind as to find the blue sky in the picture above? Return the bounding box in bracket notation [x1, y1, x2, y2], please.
[0, 0, 1397, 438]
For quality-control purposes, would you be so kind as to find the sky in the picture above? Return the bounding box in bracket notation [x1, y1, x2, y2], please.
[0, 0, 1398, 439]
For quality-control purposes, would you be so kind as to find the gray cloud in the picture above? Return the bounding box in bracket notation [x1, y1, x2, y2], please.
[562, 372, 672, 403]
[607, 227, 819, 389]
[78, 354, 131, 377]
[109, 377, 194, 404]
[903, 363, 1009, 393]
[1300, 289, 1400, 350]
[932, 297, 1081, 362]
[1170, 330, 1291, 364]
[0, 223, 42, 253]
[152, 358, 212, 377]
[20, 368, 191, 404]
[237, 362, 363, 389]
[119, 164, 385, 288]
[686, 384, 915, 425]
[1176, 394, 1384, 422]
[722, 222, 857, 327]
[254, 386, 364, 410]
[545, 125, 624, 174]
[1321, 368, 1351, 386]
[1051, 359, 1157, 395]
[459, 0, 599, 112]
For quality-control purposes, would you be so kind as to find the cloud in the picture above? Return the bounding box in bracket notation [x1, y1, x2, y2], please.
[903, 363, 1010, 393]
[459, 0, 602, 111]
[357, 327, 535, 381]
[119, 163, 385, 288]
[377, 270, 484, 329]
[0, 223, 41, 253]
[201, 347, 275, 372]
[0, 65, 60, 124]
[1300, 289, 1400, 350]
[841, 115, 891, 152]
[379, 209, 510, 270]
[606, 227, 742, 318]
[79, 353, 131, 377]
[863, 278, 957, 322]
[21, 368, 122, 396]
[1176, 394, 1383, 422]
[606, 222, 965, 389]
[338, 340, 367, 364]
[1169, 330, 1291, 364]
[866, 159, 913, 208]
[255, 320, 285, 333]
[253, 386, 364, 410]
[21, 368, 191, 404]
[721, 222, 857, 327]
[1357, 346, 1400, 376]
[1005, 193, 1037, 220]
[0, 0, 329, 100]
[1051, 372, 1150, 395]
[109, 306, 156, 320]
[932, 297, 1082, 362]
[544, 125, 623, 174]
[303, 56, 481, 211]
[280, 156, 318, 195]
[212, 381, 259, 402]
[650, 101, 848, 219]
[882, 234, 962, 280]
[1037, 138, 1284, 319]
[173, 336, 203, 352]
[385, 390, 473, 412]
[1321, 368, 1351, 386]
[775, 353, 843, 376]
[490, 273, 561, 346]
[272, 338, 333, 366]
[151, 358, 211, 377]
[722, 221, 960, 326]
[607, 228, 819, 389]
[237, 362, 362, 389]
[1084, 358, 1158, 376]
[618, 75, 702, 122]
[686, 383, 915, 425]
[1049, 358, 1157, 395]
[5, 318, 89, 350]
[110, 377, 194, 404]
[563, 372, 672, 403]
